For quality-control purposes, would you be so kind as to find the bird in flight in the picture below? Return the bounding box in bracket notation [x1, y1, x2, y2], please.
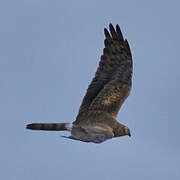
[26, 24, 133, 143]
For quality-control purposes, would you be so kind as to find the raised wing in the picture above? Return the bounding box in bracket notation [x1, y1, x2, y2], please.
[76, 24, 132, 119]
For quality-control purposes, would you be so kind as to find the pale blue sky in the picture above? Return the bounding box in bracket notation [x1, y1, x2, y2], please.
[1, 0, 180, 179]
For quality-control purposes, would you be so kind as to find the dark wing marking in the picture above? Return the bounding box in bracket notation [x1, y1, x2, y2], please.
[76, 24, 132, 118]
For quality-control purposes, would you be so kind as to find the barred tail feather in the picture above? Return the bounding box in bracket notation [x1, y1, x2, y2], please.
[26, 123, 72, 131]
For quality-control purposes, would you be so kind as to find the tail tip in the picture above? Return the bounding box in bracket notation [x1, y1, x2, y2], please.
[26, 123, 33, 129]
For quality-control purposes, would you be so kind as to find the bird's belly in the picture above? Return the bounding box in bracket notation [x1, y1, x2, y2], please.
[71, 125, 113, 143]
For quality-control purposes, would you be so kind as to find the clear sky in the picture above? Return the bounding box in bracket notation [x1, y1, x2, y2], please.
[1, 0, 180, 179]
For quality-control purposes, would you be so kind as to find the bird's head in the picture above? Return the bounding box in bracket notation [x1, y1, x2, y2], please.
[124, 126, 131, 137]
[113, 123, 131, 137]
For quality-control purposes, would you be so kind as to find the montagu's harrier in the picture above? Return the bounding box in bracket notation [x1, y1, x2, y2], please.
[26, 24, 132, 143]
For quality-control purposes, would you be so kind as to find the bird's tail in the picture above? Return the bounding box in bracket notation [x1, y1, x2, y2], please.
[26, 123, 72, 131]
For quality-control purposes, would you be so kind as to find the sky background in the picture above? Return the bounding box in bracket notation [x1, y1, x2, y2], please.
[1, 0, 180, 179]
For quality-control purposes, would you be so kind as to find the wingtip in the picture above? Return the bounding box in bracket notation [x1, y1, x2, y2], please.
[109, 23, 115, 33]
[116, 24, 120, 31]
[104, 28, 107, 33]
[124, 39, 132, 57]
[109, 24, 117, 38]
[109, 23, 113, 29]
[104, 28, 111, 39]
[116, 24, 124, 41]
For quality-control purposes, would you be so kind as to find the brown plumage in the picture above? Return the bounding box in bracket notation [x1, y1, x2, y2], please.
[26, 24, 133, 143]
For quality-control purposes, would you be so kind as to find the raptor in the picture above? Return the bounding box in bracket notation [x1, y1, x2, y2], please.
[26, 24, 133, 143]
